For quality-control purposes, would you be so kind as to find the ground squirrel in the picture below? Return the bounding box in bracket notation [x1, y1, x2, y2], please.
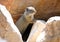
[15, 6, 36, 34]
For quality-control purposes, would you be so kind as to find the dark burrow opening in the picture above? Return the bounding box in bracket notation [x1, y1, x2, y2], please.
[22, 23, 33, 41]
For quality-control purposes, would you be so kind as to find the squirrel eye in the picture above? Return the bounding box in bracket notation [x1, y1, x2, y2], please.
[26, 8, 29, 11]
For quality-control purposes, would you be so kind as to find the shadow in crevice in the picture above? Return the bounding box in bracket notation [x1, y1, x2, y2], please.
[22, 23, 33, 41]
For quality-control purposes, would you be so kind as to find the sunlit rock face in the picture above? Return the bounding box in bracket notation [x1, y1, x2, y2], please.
[27, 20, 45, 42]
[0, 37, 7, 42]
[0, 4, 23, 42]
[0, 0, 60, 22]
[42, 16, 60, 42]
[36, 16, 60, 42]
[27, 16, 60, 42]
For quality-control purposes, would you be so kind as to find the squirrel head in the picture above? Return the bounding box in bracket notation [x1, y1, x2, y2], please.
[24, 6, 36, 16]
[24, 6, 36, 22]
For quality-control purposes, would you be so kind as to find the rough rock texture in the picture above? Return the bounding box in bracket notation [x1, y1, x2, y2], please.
[0, 13, 23, 42]
[43, 21, 60, 42]
[36, 16, 60, 42]
[27, 20, 45, 42]
[0, 0, 60, 23]
[0, 4, 23, 42]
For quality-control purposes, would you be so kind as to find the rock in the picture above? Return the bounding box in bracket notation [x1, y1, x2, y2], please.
[36, 16, 60, 42]
[27, 16, 60, 42]
[27, 20, 45, 42]
[0, 37, 7, 42]
[0, 4, 23, 42]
